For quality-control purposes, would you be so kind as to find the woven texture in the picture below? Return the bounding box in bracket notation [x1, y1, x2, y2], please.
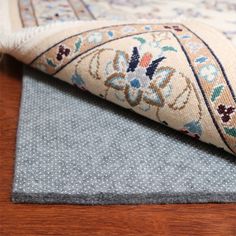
[1, 1, 236, 155]
[13, 67, 236, 204]
[2, 0, 236, 46]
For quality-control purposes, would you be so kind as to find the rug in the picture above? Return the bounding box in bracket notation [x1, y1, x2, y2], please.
[1, 0, 236, 46]
[1, 1, 236, 155]
[1, 0, 236, 204]
[12, 67, 236, 204]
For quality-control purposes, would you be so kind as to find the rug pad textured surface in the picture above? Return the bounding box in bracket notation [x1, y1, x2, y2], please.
[12, 67, 236, 204]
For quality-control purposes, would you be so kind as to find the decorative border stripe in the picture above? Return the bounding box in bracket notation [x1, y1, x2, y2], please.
[79, 0, 96, 19]
[182, 25, 236, 102]
[18, 0, 38, 27]
[52, 30, 168, 76]
[67, 0, 80, 19]
[18, 0, 95, 27]
[171, 33, 235, 154]
[30, 24, 138, 64]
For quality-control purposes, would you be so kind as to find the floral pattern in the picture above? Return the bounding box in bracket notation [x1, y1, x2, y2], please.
[198, 64, 218, 82]
[71, 72, 86, 90]
[105, 46, 171, 107]
[181, 121, 202, 139]
[217, 104, 235, 123]
[18, 0, 236, 46]
[26, 22, 236, 154]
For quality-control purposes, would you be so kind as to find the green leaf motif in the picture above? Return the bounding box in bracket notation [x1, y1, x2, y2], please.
[133, 37, 146, 44]
[75, 38, 82, 52]
[211, 85, 224, 102]
[224, 127, 236, 137]
[47, 59, 56, 67]
[162, 46, 177, 52]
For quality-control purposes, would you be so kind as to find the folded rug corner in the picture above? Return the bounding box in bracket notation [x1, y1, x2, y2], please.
[1, 18, 236, 156]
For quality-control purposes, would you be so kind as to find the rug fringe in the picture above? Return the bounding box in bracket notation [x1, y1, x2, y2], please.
[0, 0, 11, 33]
[0, 1, 13, 56]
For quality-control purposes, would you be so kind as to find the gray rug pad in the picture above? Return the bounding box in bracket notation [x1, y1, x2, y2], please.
[12, 67, 236, 204]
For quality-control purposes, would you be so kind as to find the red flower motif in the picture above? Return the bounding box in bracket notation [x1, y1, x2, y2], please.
[217, 104, 235, 122]
[164, 25, 183, 32]
[56, 45, 70, 61]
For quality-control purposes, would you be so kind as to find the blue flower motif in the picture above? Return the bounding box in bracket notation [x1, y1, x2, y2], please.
[130, 78, 141, 88]
[198, 64, 218, 82]
[178, 35, 191, 39]
[71, 72, 86, 90]
[88, 32, 103, 44]
[105, 46, 171, 107]
[195, 56, 208, 64]
[144, 25, 152, 31]
[107, 31, 114, 38]
[181, 121, 202, 139]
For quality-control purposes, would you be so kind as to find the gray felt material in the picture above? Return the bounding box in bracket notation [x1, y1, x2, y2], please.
[12, 67, 236, 204]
